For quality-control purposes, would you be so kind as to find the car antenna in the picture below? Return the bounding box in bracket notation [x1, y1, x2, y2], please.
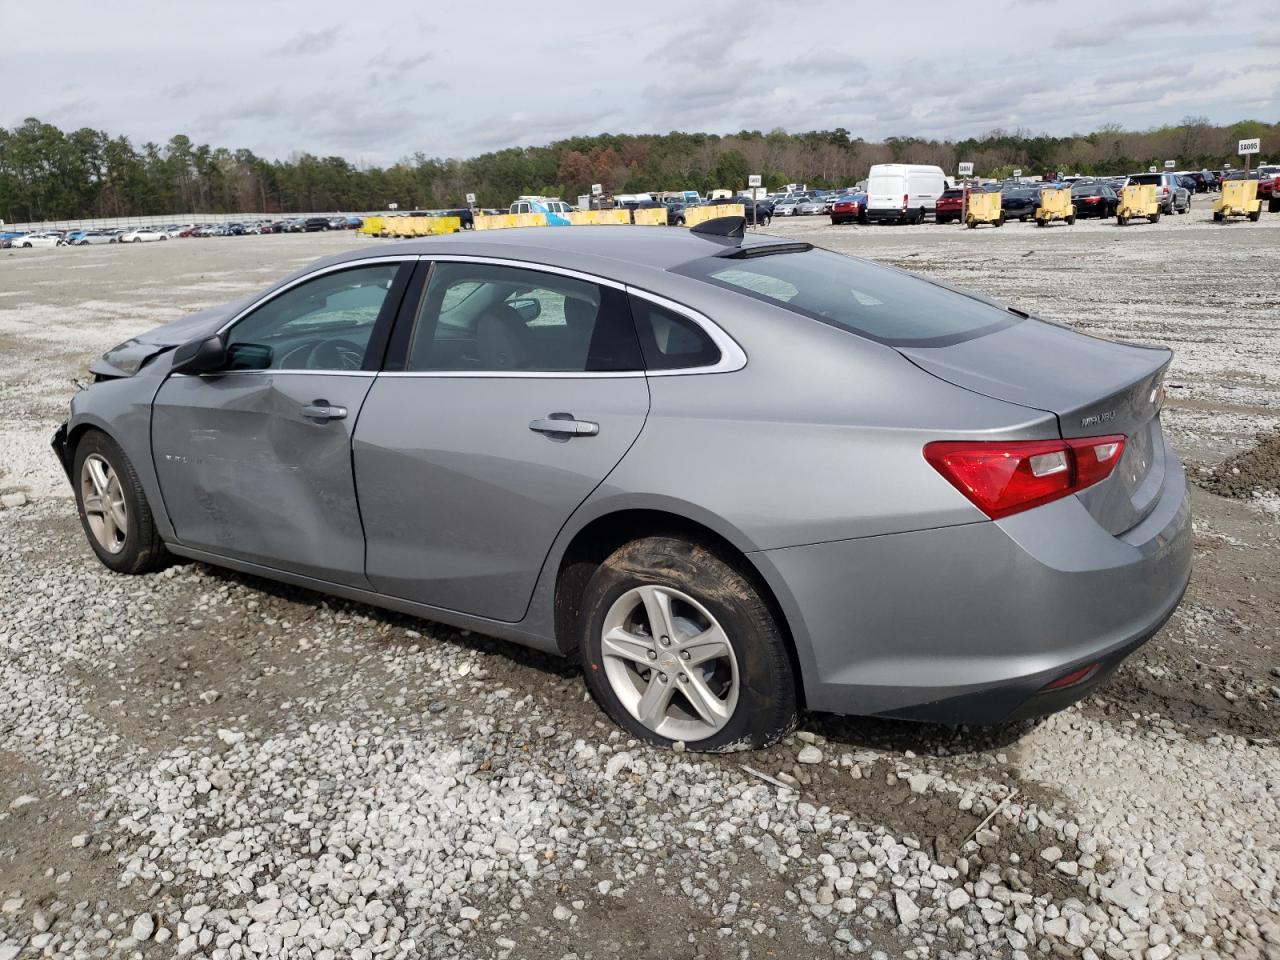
[689, 216, 746, 241]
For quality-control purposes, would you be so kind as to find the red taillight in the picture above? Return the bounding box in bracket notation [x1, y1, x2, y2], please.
[923, 435, 1125, 520]
[903, 193, 909, 209]
[1041, 661, 1100, 690]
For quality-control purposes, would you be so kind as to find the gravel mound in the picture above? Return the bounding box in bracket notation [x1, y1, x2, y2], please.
[1195, 432, 1280, 499]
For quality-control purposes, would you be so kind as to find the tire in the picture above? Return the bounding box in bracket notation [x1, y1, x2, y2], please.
[1036, 218, 1046, 227]
[1117, 215, 1127, 226]
[996, 214, 1005, 227]
[1150, 211, 1161, 224]
[578, 536, 798, 751]
[1213, 211, 1224, 222]
[1248, 210, 1261, 222]
[1269, 199, 1279, 213]
[1066, 215, 1076, 225]
[72, 429, 169, 575]
[967, 219, 976, 229]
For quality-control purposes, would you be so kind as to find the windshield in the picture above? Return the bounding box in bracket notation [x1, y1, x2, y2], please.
[673, 248, 1016, 347]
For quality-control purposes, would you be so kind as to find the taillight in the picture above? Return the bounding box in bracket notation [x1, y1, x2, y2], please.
[903, 193, 909, 209]
[923, 435, 1126, 520]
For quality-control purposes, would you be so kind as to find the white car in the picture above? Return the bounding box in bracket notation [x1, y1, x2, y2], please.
[12, 232, 64, 248]
[120, 227, 168, 243]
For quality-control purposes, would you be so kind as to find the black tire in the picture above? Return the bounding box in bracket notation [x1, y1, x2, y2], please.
[1213, 211, 1224, 222]
[72, 430, 169, 575]
[1036, 218, 1046, 227]
[578, 536, 799, 751]
[1248, 210, 1261, 222]
[1066, 214, 1076, 225]
[1269, 199, 1279, 213]
[1117, 215, 1127, 226]
[1150, 211, 1161, 224]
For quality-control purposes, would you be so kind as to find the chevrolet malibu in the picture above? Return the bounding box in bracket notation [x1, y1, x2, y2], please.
[53, 219, 1191, 750]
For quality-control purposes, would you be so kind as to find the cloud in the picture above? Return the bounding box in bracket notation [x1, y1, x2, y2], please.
[278, 27, 340, 56]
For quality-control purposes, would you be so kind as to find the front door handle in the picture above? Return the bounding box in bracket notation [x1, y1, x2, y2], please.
[529, 413, 599, 440]
[302, 401, 347, 421]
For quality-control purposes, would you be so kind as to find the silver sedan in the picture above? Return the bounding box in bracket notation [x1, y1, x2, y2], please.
[54, 218, 1191, 750]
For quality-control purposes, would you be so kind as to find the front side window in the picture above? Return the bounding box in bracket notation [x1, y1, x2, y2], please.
[406, 262, 642, 373]
[673, 248, 1016, 347]
[226, 263, 400, 371]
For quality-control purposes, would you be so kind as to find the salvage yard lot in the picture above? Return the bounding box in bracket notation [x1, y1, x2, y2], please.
[1, 213, 1278, 959]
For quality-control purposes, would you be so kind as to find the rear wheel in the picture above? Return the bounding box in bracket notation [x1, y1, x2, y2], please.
[1248, 210, 1261, 222]
[1150, 211, 1161, 224]
[1213, 211, 1224, 222]
[1117, 215, 1128, 226]
[73, 430, 168, 574]
[579, 536, 798, 751]
[1036, 218, 1046, 227]
[1270, 199, 1280, 213]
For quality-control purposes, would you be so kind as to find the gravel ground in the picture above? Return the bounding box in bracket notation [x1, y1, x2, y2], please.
[1, 212, 1278, 960]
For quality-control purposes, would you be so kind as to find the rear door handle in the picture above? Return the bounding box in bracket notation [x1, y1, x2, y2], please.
[302, 401, 347, 421]
[529, 413, 599, 440]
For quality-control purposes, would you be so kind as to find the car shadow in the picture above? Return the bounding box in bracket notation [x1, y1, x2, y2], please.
[804, 711, 1047, 759]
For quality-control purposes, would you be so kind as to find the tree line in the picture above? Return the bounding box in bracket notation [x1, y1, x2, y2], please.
[1, 116, 1275, 223]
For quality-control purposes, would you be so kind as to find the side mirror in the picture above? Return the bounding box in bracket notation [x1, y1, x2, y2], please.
[508, 298, 542, 323]
[170, 335, 227, 374]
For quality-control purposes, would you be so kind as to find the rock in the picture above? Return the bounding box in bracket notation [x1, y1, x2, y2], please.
[33, 909, 54, 932]
[216, 728, 244, 746]
[907, 773, 931, 794]
[946, 888, 970, 911]
[71, 834, 89, 848]
[835, 897, 858, 914]
[131, 913, 156, 941]
[1040, 846, 1062, 863]
[176, 934, 199, 956]
[893, 891, 919, 925]
[1145, 946, 1173, 960]
[247, 899, 281, 923]
[494, 835, 519, 856]
[8, 795, 38, 811]
[458, 906, 480, 921]
[1055, 860, 1079, 876]
[1044, 916, 1068, 938]
[1, 492, 28, 509]
[797, 745, 823, 764]
[199, 690, 220, 704]
[552, 904, 572, 922]
[596, 880, 612, 895]
[0, 944, 19, 960]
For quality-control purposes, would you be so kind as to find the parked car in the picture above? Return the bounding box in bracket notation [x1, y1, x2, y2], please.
[303, 217, 331, 232]
[999, 187, 1041, 222]
[864, 164, 947, 224]
[830, 193, 869, 224]
[67, 230, 117, 245]
[795, 198, 827, 216]
[738, 198, 773, 226]
[933, 188, 965, 224]
[1127, 173, 1191, 214]
[773, 198, 802, 217]
[13, 232, 66, 248]
[54, 223, 1191, 750]
[1070, 181, 1120, 218]
[121, 227, 167, 243]
[1256, 165, 1280, 212]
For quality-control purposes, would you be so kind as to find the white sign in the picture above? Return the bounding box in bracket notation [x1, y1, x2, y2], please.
[591, 183, 603, 196]
[748, 174, 762, 188]
[387, 202, 398, 210]
[1164, 160, 1175, 169]
[464, 192, 476, 205]
[1148, 165, 1158, 173]
[957, 162, 974, 177]
[785, 183, 797, 192]
[1238, 138, 1260, 156]
[1012, 169, 1022, 179]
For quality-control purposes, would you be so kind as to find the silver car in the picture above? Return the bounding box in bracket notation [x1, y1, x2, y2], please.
[54, 220, 1191, 750]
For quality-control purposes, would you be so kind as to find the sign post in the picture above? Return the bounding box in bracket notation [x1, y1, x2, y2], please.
[1012, 168, 1022, 180]
[387, 202, 398, 211]
[957, 162, 974, 178]
[748, 174, 761, 226]
[590, 183, 603, 210]
[1238, 137, 1260, 176]
[464, 192, 476, 209]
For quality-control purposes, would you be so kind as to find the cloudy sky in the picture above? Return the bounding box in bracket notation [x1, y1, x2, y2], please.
[4, 0, 1277, 164]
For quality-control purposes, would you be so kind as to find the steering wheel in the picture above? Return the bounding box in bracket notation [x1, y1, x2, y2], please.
[308, 339, 364, 370]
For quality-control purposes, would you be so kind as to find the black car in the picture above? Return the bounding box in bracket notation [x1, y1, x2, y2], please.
[437, 208, 475, 229]
[664, 201, 688, 226]
[739, 198, 773, 225]
[226, 222, 246, 236]
[1000, 187, 1041, 221]
[303, 217, 331, 232]
[1070, 181, 1120, 218]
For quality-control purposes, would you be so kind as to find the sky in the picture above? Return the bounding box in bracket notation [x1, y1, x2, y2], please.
[3, 0, 1278, 165]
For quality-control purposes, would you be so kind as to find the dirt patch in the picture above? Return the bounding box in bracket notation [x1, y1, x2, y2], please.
[1194, 431, 1280, 499]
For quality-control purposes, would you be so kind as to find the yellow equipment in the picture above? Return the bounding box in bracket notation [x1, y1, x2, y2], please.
[1116, 184, 1159, 225]
[1035, 188, 1076, 227]
[965, 191, 1004, 228]
[359, 216, 385, 236]
[684, 203, 745, 228]
[1213, 179, 1262, 222]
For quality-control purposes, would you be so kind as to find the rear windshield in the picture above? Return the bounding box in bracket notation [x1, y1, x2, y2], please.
[672, 248, 1016, 347]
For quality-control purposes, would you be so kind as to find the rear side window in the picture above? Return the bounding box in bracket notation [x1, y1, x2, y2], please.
[628, 297, 720, 370]
[672, 248, 1016, 347]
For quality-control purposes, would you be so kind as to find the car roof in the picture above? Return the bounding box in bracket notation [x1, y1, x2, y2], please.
[317, 224, 787, 276]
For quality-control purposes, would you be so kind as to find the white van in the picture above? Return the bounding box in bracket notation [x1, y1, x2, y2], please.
[864, 164, 948, 224]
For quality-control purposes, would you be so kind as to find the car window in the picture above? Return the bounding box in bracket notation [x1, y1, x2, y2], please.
[628, 297, 721, 371]
[673, 248, 1016, 348]
[406, 262, 643, 373]
[226, 264, 400, 371]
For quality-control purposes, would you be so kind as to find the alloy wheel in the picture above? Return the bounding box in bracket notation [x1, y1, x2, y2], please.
[599, 585, 739, 741]
[81, 453, 127, 554]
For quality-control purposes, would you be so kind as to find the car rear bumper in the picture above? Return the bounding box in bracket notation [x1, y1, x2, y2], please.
[753, 443, 1192, 726]
[864, 208, 910, 222]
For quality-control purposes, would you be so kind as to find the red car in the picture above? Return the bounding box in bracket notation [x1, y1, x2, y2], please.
[1257, 166, 1279, 212]
[934, 188, 965, 224]
[829, 193, 867, 225]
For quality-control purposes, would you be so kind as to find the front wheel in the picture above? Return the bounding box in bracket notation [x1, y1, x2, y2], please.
[1066, 214, 1076, 225]
[579, 536, 798, 751]
[73, 430, 169, 575]
[1117, 215, 1128, 226]
[1150, 211, 1161, 223]
[1248, 210, 1261, 222]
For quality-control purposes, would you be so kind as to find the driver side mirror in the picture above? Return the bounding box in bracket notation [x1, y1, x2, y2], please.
[170, 335, 227, 375]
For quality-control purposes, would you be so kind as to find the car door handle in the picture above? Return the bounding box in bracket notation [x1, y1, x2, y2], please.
[529, 414, 599, 439]
[302, 401, 347, 421]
